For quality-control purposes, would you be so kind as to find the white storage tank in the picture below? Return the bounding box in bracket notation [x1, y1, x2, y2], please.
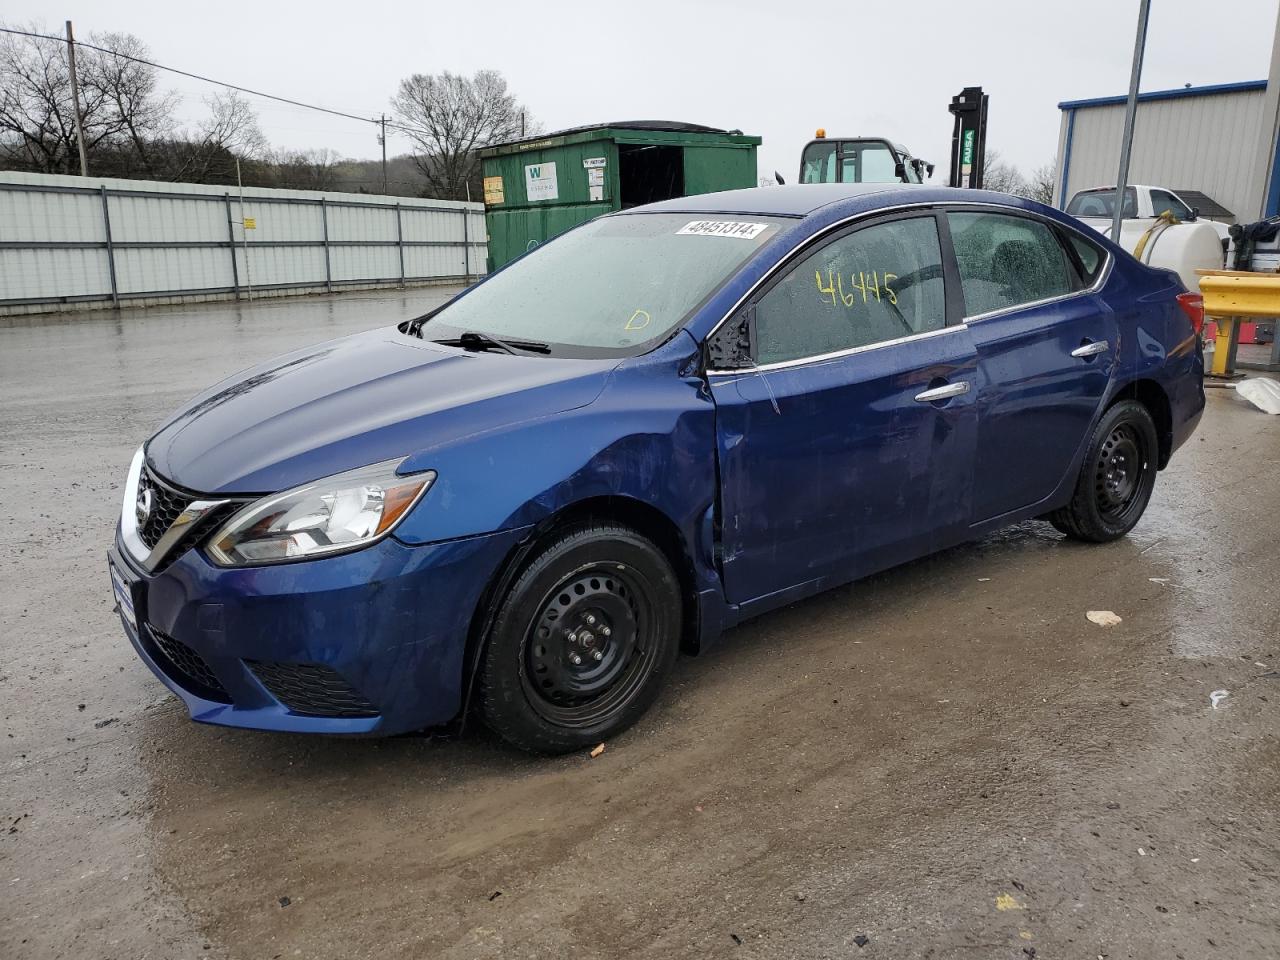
[1109, 219, 1225, 292]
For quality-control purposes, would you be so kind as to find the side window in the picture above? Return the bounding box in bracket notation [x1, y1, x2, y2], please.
[1151, 189, 1192, 221]
[838, 142, 898, 183]
[754, 216, 947, 365]
[1121, 187, 1138, 219]
[1064, 229, 1104, 286]
[948, 212, 1076, 317]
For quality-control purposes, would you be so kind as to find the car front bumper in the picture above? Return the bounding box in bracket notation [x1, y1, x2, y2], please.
[108, 526, 528, 735]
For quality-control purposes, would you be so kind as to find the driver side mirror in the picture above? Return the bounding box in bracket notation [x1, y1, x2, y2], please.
[705, 309, 755, 371]
[894, 161, 907, 181]
[1188, 206, 1200, 221]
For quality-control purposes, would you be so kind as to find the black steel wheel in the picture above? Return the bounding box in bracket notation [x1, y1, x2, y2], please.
[1049, 399, 1158, 543]
[1094, 422, 1145, 524]
[478, 522, 681, 753]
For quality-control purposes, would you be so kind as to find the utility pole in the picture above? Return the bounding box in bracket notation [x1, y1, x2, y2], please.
[379, 114, 388, 194]
[65, 21, 89, 176]
[1111, 0, 1153, 241]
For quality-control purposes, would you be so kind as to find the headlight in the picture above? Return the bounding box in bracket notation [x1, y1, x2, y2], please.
[207, 459, 435, 567]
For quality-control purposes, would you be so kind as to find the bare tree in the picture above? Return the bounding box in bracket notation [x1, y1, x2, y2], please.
[0, 23, 175, 174]
[1024, 163, 1057, 205]
[147, 91, 268, 183]
[980, 148, 1027, 197]
[0, 24, 97, 172]
[269, 147, 341, 191]
[85, 31, 177, 176]
[392, 70, 533, 200]
[198, 90, 267, 160]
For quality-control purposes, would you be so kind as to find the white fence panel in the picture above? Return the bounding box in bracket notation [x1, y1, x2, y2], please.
[0, 247, 110, 301]
[0, 171, 487, 316]
[114, 246, 234, 295]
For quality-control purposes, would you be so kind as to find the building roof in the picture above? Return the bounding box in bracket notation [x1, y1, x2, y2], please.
[1173, 189, 1234, 219]
[1058, 80, 1266, 111]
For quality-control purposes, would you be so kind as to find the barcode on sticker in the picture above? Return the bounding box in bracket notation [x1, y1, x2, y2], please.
[677, 220, 769, 239]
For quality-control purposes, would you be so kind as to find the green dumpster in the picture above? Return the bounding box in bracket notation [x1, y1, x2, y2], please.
[479, 121, 762, 270]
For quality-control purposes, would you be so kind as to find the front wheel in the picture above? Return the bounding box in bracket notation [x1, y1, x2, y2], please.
[1049, 399, 1158, 543]
[478, 522, 682, 754]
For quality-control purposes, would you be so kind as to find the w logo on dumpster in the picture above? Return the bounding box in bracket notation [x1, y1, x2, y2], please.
[524, 162, 558, 201]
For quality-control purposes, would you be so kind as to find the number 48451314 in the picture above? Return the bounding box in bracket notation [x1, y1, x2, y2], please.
[815, 268, 898, 307]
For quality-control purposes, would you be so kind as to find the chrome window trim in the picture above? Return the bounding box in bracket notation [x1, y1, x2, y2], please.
[703, 200, 1113, 373]
[707, 323, 966, 377]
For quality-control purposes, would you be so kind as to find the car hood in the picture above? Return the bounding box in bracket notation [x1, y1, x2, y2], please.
[147, 328, 616, 494]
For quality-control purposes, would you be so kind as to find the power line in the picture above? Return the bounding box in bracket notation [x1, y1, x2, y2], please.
[0, 24, 419, 135]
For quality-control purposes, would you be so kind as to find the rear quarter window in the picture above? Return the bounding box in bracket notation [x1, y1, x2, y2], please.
[1063, 229, 1105, 286]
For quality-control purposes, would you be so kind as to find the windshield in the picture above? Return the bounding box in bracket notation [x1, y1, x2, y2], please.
[800, 142, 837, 183]
[1067, 188, 1137, 219]
[411, 213, 786, 357]
[801, 140, 903, 184]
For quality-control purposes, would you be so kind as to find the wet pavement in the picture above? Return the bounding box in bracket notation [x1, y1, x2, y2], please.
[2, 290, 1278, 959]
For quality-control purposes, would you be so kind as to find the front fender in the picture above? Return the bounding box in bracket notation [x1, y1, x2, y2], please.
[392, 336, 718, 553]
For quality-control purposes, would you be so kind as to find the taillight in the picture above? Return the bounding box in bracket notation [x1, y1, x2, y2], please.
[1176, 292, 1205, 335]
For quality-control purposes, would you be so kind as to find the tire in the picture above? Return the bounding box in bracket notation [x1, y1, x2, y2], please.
[477, 522, 682, 754]
[1049, 399, 1158, 543]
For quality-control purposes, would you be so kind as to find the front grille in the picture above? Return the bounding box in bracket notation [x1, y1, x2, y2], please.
[137, 468, 193, 550]
[246, 660, 379, 718]
[168, 502, 239, 560]
[135, 467, 243, 570]
[147, 626, 231, 701]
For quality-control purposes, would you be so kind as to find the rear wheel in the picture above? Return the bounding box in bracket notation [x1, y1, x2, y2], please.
[1049, 399, 1158, 543]
[478, 522, 682, 754]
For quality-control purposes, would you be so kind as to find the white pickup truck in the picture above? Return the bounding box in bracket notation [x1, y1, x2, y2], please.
[1064, 184, 1230, 286]
[1065, 184, 1232, 248]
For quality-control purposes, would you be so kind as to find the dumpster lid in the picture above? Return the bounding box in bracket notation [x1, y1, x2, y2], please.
[483, 120, 753, 156]
[549, 120, 736, 136]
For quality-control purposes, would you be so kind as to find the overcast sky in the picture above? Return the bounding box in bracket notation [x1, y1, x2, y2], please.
[11, 0, 1280, 184]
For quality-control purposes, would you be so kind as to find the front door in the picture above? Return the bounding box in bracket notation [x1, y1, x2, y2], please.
[946, 210, 1118, 522]
[708, 212, 979, 607]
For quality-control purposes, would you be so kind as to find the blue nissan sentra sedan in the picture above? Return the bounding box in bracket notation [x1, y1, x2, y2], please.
[109, 184, 1205, 753]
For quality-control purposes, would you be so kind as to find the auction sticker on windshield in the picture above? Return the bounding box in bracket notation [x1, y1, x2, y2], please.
[677, 220, 771, 239]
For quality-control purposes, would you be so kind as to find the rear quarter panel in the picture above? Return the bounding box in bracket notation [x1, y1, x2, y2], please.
[1105, 257, 1205, 460]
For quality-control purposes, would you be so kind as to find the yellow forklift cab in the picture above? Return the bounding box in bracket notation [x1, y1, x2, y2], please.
[798, 132, 933, 185]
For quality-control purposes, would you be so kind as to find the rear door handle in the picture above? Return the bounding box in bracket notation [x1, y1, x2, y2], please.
[914, 381, 971, 403]
[1071, 340, 1110, 358]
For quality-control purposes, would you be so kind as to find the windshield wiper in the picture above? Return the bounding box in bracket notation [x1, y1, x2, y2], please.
[436, 330, 551, 355]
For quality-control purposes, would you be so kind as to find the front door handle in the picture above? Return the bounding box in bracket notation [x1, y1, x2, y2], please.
[1071, 340, 1110, 358]
[914, 381, 971, 403]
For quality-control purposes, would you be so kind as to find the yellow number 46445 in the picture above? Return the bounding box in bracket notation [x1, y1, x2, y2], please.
[815, 268, 897, 308]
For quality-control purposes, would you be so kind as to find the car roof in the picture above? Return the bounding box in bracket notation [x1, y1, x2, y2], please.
[633, 183, 925, 217]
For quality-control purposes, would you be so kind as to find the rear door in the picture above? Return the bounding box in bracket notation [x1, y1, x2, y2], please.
[948, 209, 1117, 523]
[708, 211, 979, 606]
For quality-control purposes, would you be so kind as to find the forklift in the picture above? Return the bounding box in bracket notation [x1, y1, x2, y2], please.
[789, 86, 988, 190]
[796, 134, 934, 185]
